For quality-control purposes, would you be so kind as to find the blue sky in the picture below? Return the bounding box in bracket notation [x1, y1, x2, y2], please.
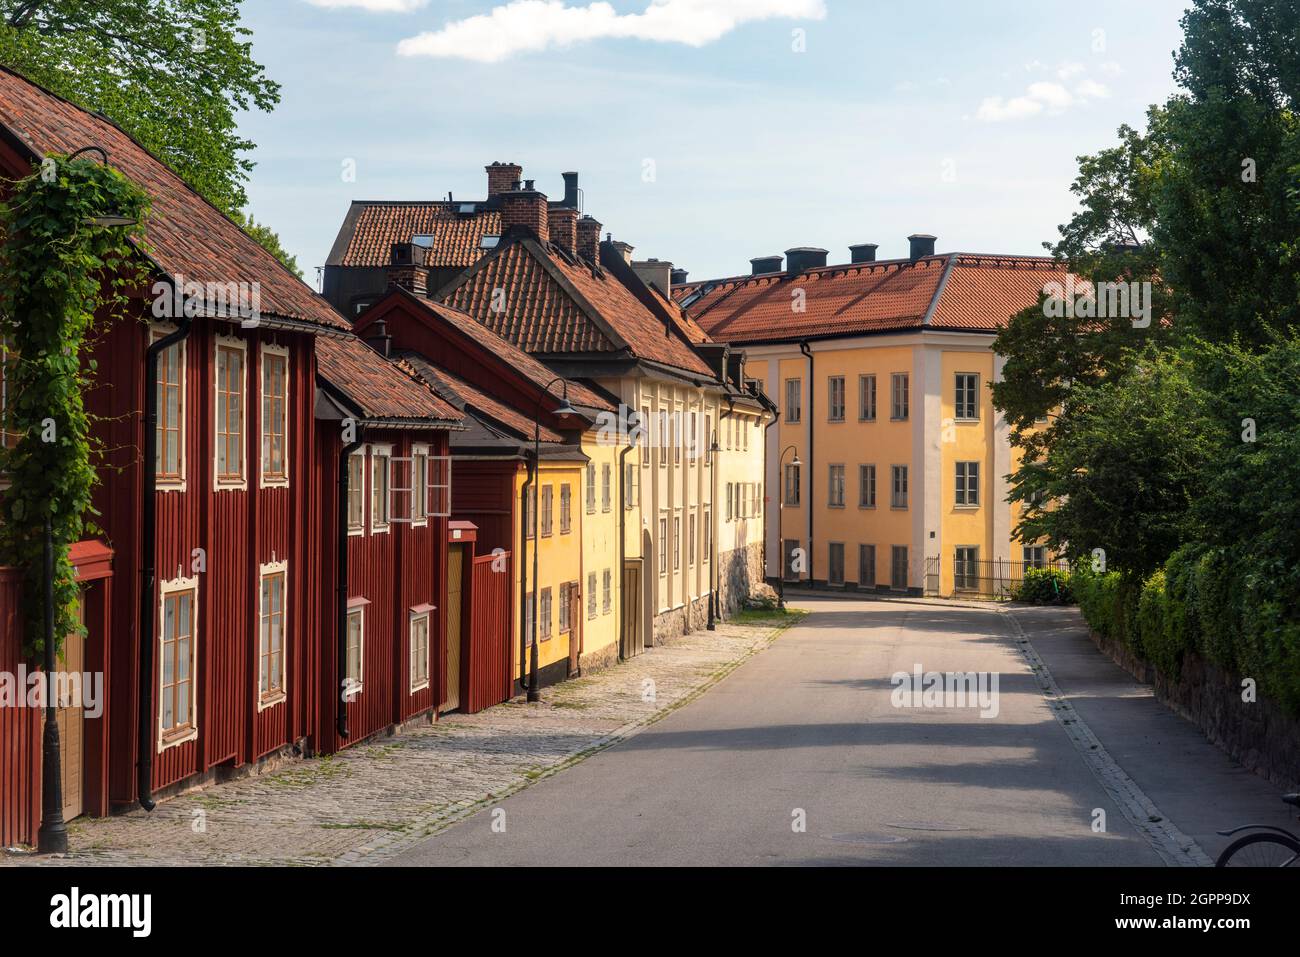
[239, 0, 1193, 286]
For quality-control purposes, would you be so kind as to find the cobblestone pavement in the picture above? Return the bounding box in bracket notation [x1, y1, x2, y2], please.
[5, 615, 798, 867]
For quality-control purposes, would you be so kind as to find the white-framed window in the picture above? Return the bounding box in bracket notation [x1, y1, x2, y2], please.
[430, 454, 451, 517]
[409, 605, 432, 692]
[673, 514, 681, 570]
[955, 546, 980, 590]
[955, 372, 980, 421]
[540, 587, 552, 640]
[828, 464, 846, 508]
[258, 560, 287, 709]
[411, 443, 430, 526]
[703, 508, 711, 561]
[689, 511, 697, 565]
[348, 449, 366, 535]
[658, 516, 668, 576]
[828, 376, 845, 423]
[152, 324, 186, 490]
[641, 405, 652, 468]
[370, 444, 392, 533]
[891, 465, 908, 509]
[541, 484, 553, 537]
[586, 463, 597, 513]
[689, 411, 698, 464]
[890, 372, 909, 421]
[587, 572, 598, 619]
[601, 463, 612, 511]
[524, 485, 536, 540]
[1023, 545, 1047, 569]
[955, 461, 980, 507]
[785, 378, 801, 423]
[345, 599, 366, 699]
[560, 482, 572, 534]
[559, 585, 571, 635]
[260, 343, 289, 487]
[158, 575, 199, 751]
[214, 335, 247, 489]
[784, 463, 800, 506]
[602, 569, 612, 614]
[859, 374, 876, 422]
[859, 464, 876, 508]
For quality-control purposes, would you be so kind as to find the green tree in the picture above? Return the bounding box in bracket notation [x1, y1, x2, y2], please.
[0, 1, 302, 273]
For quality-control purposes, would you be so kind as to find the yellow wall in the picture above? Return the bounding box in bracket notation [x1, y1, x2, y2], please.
[512, 461, 583, 674]
[578, 432, 623, 664]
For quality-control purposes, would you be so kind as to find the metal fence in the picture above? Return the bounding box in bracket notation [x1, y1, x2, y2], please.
[925, 556, 1069, 600]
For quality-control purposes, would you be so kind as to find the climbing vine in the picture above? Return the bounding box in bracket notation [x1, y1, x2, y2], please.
[0, 153, 150, 658]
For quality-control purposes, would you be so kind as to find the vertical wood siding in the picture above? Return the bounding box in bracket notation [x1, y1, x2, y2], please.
[466, 550, 513, 713]
[0, 568, 38, 846]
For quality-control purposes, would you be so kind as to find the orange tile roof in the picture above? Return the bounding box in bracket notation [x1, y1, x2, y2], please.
[438, 235, 714, 377]
[399, 352, 565, 444]
[685, 253, 1071, 343]
[393, 291, 615, 412]
[329, 201, 502, 269]
[317, 335, 462, 424]
[0, 67, 350, 333]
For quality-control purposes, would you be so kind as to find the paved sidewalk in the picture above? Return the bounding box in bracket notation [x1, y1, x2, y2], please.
[7, 614, 798, 867]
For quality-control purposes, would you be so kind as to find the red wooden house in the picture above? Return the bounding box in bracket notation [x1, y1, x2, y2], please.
[0, 66, 354, 826]
[312, 333, 463, 749]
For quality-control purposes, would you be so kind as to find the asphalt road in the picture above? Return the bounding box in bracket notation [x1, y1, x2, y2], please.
[393, 597, 1293, 866]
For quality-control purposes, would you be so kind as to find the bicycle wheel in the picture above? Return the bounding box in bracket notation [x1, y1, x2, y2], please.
[1215, 832, 1300, 867]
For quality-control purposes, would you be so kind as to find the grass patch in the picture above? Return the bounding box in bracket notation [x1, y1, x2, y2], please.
[729, 607, 810, 626]
[319, 821, 408, 832]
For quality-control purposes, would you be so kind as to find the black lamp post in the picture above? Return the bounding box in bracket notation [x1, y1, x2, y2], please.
[777, 445, 801, 611]
[529, 377, 576, 702]
[37, 145, 136, 854]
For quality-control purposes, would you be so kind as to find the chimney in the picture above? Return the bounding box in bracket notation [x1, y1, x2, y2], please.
[632, 258, 673, 296]
[561, 171, 580, 209]
[364, 318, 393, 358]
[849, 243, 879, 264]
[486, 161, 523, 199]
[548, 205, 579, 255]
[750, 255, 784, 276]
[501, 183, 549, 239]
[908, 234, 937, 260]
[670, 267, 689, 286]
[387, 242, 428, 296]
[784, 247, 828, 274]
[576, 215, 602, 263]
[611, 240, 635, 264]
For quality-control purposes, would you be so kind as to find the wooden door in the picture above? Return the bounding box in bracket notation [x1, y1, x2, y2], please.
[442, 545, 465, 713]
[55, 597, 85, 820]
[622, 561, 643, 658]
[566, 582, 581, 676]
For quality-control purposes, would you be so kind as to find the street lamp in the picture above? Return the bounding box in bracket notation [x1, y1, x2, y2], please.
[777, 445, 801, 611]
[528, 377, 575, 703]
[38, 144, 137, 855]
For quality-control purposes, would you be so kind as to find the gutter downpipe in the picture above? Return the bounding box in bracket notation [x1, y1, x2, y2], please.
[799, 341, 814, 587]
[763, 408, 782, 595]
[710, 395, 735, 629]
[519, 451, 536, 690]
[139, 309, 193, 811]
[616, 425, 636, 661]
[336, 422, 364, 741]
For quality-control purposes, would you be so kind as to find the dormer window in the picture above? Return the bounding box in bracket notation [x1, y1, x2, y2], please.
[412, 235, 435, 248]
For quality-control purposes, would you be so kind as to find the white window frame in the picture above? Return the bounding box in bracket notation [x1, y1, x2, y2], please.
[157, 575, 199, 753]
[370, 443, 392, 534]
[345, 599, 367, 699]
[151, 323, 187, 492]
[409, 604, 433, 692]
[259, 342, 290, 488]
[213, 334, 248, 491]
[955, 372, 980, 422]
[257, 559, 288, 711]
[411, 442, 430, 528]
[347, 447, 366, 537]
[955, 460, 981, 508]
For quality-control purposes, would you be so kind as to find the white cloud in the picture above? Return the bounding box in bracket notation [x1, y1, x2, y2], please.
[306, 0, 427, 11]
[397, 0, 827, 62]
[976, 67, 1110, 123]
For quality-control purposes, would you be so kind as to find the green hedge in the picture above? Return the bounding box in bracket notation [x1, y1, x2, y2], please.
[1073, 547, 1300, 713]
[1012, 567, 1073, 604]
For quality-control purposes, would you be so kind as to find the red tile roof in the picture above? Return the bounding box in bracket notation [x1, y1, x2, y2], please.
[391, 290, 615, 412]
[439, 234, 714, 377]
[317, 335, 462, 424]
[0, 67, 350, 333]
[328, 201, 501, 269]
[684, 253, 1071, 343]
[399, 352, 565, 443]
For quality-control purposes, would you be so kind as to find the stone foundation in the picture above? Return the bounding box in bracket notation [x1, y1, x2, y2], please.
[1090, 629, 1300, 791]
[717, 542, 765, 616]
[578, 641, 619, 675]
[651, 594, 711, 646]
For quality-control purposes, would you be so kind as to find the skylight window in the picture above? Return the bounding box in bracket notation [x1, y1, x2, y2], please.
[480, 235, 500, 249]
[458, 203, 476, 215]
[412, 235, 435, 248]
